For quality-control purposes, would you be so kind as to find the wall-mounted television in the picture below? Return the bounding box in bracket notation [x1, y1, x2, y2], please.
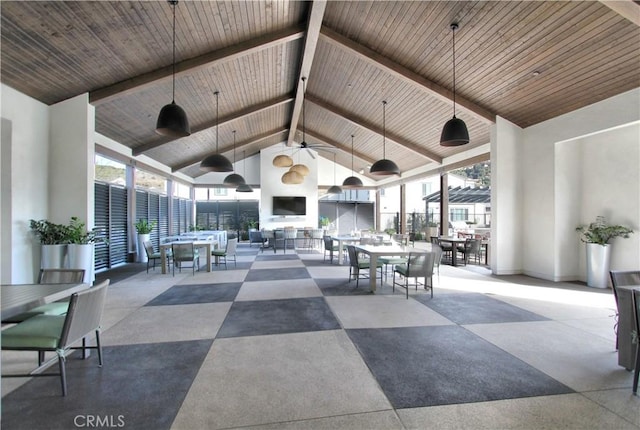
[272, 196, 306, 216]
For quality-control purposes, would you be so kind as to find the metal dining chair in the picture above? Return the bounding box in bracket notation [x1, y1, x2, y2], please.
[172, 242, 199, 276]
[392, 252, 436, 299]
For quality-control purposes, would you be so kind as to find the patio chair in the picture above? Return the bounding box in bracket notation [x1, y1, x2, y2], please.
[1, 279, 110, 396]
[172, 242, 199, 276]
[2, 269, 86, 323]
[323, 235, 339, 264]
[610, 270, 640, 350]
[459, 238, 482, 265]
[346, 245, 383, 288]
[261, 230, 276, 253]
[212, 237, 237, 269]
[392, 252, 436, 299]
[283, 228, 297, 253]
[143, 240, 167, 273]
[248, 230, 263, 248]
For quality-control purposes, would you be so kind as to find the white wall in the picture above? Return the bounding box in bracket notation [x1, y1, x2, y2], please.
[521, 88, 640, 281]
[1, 84, 51, 283]
[491, 116, 524, 274]
[259, 145, 319, 230]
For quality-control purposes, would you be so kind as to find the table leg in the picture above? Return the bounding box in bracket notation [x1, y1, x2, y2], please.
[161, 247, 168, 274]
[369, 255, 378, 293]
[451, 245, 458, 266]
[205, 244, 211, 272]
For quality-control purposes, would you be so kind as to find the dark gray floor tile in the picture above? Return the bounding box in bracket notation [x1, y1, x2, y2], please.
[315, 278, 377, 296]
[244, 267, 310, 282]
[217, 297, 341, 338]
[146, 282, 242, 305]
[1, 340, 213, 430]
[414, 293, 549, 325]
[254, 254, 300, 261]
[347, 325, 573, 408]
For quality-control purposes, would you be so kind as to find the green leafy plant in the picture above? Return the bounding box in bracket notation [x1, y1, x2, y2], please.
[66, 216, 104, 244]
[575, 216, 633, 245]
[29, 219, 69, 245]
[319, 216, 330, 227]
[134, 218, 156, 234]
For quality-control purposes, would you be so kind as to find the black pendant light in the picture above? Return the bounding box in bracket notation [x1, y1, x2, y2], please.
[327, 152, 343, 194]
[440, 23, 469, 147]
[236, 151, 253, 192]
[155, 0, 190, 137]
[200, 91, 233, 172]
[342, 135, 363, 189]
[223, 131, 246, 186]
[370, 101, 400, 176]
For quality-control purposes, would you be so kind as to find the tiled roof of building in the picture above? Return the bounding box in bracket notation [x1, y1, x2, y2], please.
[423, 186, 490, 204]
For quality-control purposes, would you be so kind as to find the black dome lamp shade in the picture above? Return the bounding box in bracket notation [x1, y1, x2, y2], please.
[223, 131, 246, 186]
[440, 23, 469, 147]
[342, 135, 363, 189]
[369, 101, 400, 176]
[236, 151, 253, 192]
[200, 91, 233, 172]
[155, 0, 190, 137]
[327, 152, 343, 194]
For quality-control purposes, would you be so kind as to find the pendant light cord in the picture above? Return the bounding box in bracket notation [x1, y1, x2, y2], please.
[382, 101, 387, 159]
[171, 1, 177, 103]
[232, 130, 236, 165]
[302, 77, 306, 144]
[451, 23, 457, 118]
[351, 134, 355, 174]
[215, 91, 219, 151]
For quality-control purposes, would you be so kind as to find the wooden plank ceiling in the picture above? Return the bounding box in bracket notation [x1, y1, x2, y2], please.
[2, 0, 639, 185]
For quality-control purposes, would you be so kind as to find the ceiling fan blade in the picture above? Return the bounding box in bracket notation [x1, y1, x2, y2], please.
[306, 148, 316, 159]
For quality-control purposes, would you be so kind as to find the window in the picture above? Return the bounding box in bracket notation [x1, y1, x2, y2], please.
[213, 188, 228, 196]
[173, 181, 190, 199]
[95, 155, 126, 185]
[136, 168, 167, 194]
[421, 182, 431, 196]
[194, 188, 209, 201]
[450, 208, 468, 221]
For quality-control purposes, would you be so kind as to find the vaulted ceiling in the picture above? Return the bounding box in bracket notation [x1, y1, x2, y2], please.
[2, 1, 639, 186]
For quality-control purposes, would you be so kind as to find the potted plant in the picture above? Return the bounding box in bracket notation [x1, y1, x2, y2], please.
[66, 216, 104, 284]
[135, 219, 156, 263]
[576, 216, 633, 288]
[29, 219, 70, 269]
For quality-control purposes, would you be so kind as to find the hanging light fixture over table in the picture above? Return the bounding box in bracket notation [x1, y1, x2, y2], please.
[223, 131, 246, 186]
[236, 150, 253, 192]
[200, 91, 233, 172]
[289, 77, 311, 176]
[327, 152, 343, 194]
[370, 101, 400, 176]
[440, 23, 469, 147]
[155, 0, 190, 137]
[342, 135, 363, 189]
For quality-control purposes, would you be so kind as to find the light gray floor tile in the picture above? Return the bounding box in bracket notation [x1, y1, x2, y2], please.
[466, 320, 633, 391]
[236, 278, 322, 301]
[325, 295, 454, 329]
[102, 302, 231, 345]
[306, 265, 351, 279]
[233, 410, 404, 430]
[396, 393, 639, 430]
[493, 294, 616, 321]
[250, 259, 305, 269]
[582, 388, 640, 427]
[171, 330, 391, 429]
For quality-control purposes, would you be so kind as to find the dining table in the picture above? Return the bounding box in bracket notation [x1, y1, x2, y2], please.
[1, 282, 89, 321]
[437, 236, 469, 266]
[354, 244, 431, 293]
[332, 235, 362, 265]
[159, 240, 216, 274]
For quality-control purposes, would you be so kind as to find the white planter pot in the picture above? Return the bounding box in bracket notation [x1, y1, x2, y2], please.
[41, 244, 67, 269]
[586, 243, 611, 289]
[67, 243, 94, 285]
[137, 233, 150, 263]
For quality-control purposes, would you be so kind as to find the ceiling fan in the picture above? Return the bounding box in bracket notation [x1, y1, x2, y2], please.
[292, 77, 334, 159]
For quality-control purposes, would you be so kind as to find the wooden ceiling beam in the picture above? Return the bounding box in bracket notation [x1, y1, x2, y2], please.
[171, 128, 288, 172]
[285, 0, 327, 147]
[304, 129, 378, 166]
[319, 26, 496, 125]
[599, 0, 640, 26]
[306, 94, 443, 164]
[89, 26, 305, 105]
[132, 95, 293, 155]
